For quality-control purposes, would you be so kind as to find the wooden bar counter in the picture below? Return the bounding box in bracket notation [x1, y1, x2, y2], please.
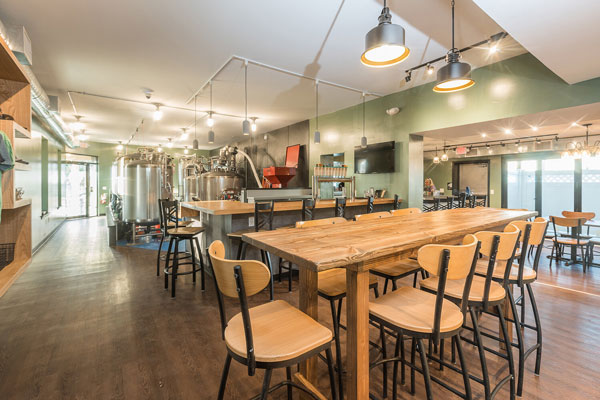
[180, 198, 396, 258]
[243, 208, 536, 400]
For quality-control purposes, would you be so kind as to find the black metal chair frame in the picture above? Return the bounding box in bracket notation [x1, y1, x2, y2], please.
[371, 243, 481, 400]
[161, 200, 205, 297]
[367, 196, 375, 214]
[369, 264, 424, 295]
[156, 198, 192, 276]
[393, 194, 401, 210]
[334, 197, 346, 218]
[423, 198, 440, 212]
[549, 216, 588, 271]
[209, 259, 338, 400]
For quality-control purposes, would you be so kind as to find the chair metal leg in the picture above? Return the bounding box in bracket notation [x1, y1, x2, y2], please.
[507, 289, 526, 397]
[288, 262, 293, 292]
[439, 338, 445, 371]
[156, 233, 165, 276]
[410, 337, 416, 395]
[236, 240, 243, 260]
[286, 366, 293, 400]
[260, 368, 273, 400]
[380, 324, 388, 398]
[190, 238, 197, 284]
[195, 237, 205, 290]
[278, 258, 283, 282]
[240, 242, 248, 259]
[165, 237, 175, 290]
[329, 300, 344, 400]
[454, 335, 472, 400]
[171, 238, 179, 298]
[469, 307, 490, 399]
[497, 305, 516, 400]
[325, 347, 339, 400]
[527, 283, 543, 375]
[383, 279, 389, 295]
[392, 333, 401, 400]
[400, 333, 405, 385]
[264, 251, 274, 301]
[217, 354, 232, 400]
[417, 338, 433, 400]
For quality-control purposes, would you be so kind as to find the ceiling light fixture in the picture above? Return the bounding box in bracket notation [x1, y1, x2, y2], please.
[314, 81, 320, 144]
[77, 129, 88, 141]
[440, 140, 449, 161]
[116, 141, 123, 151]
[181, 128, 189, 140]
[250, 117, 258, 132]
[426, 64, 434, 75]
[184, 146, 189, 155]
[433, 0, 475, 93]
[153, 104, 163, 121]
[193, 95, 199, 150]
[71, 115, 85, 132]
[489, 44, 498, 54]
[167, 138, 173, 148]
[157, 144, 163, 153]
[207, 81, 215, 127]
[532, 126, 539, 131]
[504, 128, 512, 134]
[481, 132, 487, 137]
[405, 70, 412, 83]
[571, 122, 579, 127]
[208, 129, 215, 144]
[361, 93, 367, 148]
[433, 147, 441, 164]
[361, 0, 410, 68]
[562, 123, 600, 159]
[242, 61, 250, 135]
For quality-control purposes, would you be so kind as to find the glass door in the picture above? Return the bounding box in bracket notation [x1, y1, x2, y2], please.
[506, 159, 537, 211]
[88, 163, 98, 217]
[64, 162, 88, 218]
[541, 158, 574, 219]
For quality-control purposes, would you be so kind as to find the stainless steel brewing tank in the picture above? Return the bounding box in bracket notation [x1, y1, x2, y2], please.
[123, 160, 162, 223]
[183, 175, 199, 201]
[199, 170, 243, 200]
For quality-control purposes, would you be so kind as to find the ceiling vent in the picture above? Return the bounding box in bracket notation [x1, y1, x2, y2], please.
[6, 25, 32, 65]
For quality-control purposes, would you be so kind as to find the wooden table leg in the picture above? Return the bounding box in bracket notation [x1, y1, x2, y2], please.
[346, 267, 370, 400]
[299, 267, 319, 398]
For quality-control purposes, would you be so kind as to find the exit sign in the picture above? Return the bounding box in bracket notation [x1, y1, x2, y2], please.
[455, 146, 467, 155]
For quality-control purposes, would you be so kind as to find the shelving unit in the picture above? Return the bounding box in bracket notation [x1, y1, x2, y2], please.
[0, 31, 32, 297]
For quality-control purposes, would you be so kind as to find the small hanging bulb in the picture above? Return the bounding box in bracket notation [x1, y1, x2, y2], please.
[157, 144, 163, 152]
[153, 104, 163, 121]
[441, 152, 448, 162]
[181, 128, 189, 139]
[207, 112, 214, 127]
[314, 80, 320, 144]
[251, 117, 257, 132]
[71, 115, 85, 131]
[426, 64, 434, 75]
[184, 146, 189, 155]
[167, 138, 173, 148]
[116, 141, 123, 151]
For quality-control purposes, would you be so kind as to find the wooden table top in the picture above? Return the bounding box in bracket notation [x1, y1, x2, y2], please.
[180, 198, 396, 216]
[243, 208, 536, 272]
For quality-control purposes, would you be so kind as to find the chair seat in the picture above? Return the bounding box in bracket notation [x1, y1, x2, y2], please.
[225, 300, 332, 363]
[553, 238, 589, 246]
[420, 275, 506, 303]
[166, 226, 205, 237]
[318, 268, 378, 298]
[370, 258, 421, 278]
[369, 287, 463, 334]
[475, 260, 537, 282]
[167, 220, 191, 228]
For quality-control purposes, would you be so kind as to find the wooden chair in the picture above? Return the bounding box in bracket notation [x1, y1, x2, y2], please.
[422, 224, 521, 400]
[549, 216, 589, 272]
[355, 211, 392, 221]
[334, 197, 346, 218]
[457, 193, 467, 208]
[160, 200, 205, 297]
[369, 234, 480, 400]
[393, 194, 401, 210]
[208, 241, 338, 400]
[294, 216, 379, 399]
[389, 208, 421, 217]
[227, 201, 276, 300]
[423, 198, 440, 212]
[156, 198, 191, 276]
[561, 211, 595, 236]
[301, 198, 316, 221]
[366, 195, 375, 214]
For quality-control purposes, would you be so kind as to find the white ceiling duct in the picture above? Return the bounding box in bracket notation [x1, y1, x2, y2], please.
[0, 18, 74, 147]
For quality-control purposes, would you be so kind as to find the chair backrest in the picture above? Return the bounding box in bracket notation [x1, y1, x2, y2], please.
[390, 208, 422, 217]
[208, 240, 271, 376]
[366, 196, 374, 214]
[561, 211, 595, 221]
[551, 216, 586, 245]
[301, 198, 316, 221]
[254, 201, 275, 232]
[159, 199, 178, 232]
[510, 217, 548, 247]
[458, 192, 467, 208]
[393, 194, 401, 210]
[417, 234, 481, 343]
[468, 194, 477, 208]
[295, 217, 347, 228]
[335, 197, 346, 218]
[510, 218, 549, 284]
[355, 211, 392, 222]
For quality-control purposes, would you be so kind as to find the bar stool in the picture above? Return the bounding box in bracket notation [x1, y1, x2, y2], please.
[334, 197, 346, 218]
[207, 240, 338, 400]
[295, 216, 378, 399]
[422, 224, 521, 400]
[161, 200, 206, 298]
[354, 211, 392, 221]
[480, 218, 548, 396]
[457, 193, 467, 208]
[423, 198, 440, 212]
[227, 201, 276, 300]
[369, 234, 480, 400]
[549, 216, 589, 271]
[301, 198, 316, 221]
[156, 198, 191, 276]
[393, 194, 401, 210]
[367, 195, 374, 214]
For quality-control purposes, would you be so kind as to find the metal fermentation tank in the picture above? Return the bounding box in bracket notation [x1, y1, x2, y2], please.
[199, 147, 243, 200]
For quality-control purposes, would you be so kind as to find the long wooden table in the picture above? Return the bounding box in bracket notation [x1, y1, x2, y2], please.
[243, 208, 536, 399]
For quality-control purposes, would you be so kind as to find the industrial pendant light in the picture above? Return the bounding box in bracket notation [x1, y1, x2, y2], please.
[361, 0, 410, 68]
[433, 0, 475, 93]
[441, 140, 449, 161]
[433, 147, 441, 164]
[193, 95, 199, 150]
[242, 61, 250, 135]
[314, 81, 320, 144]
[250, 117, 258, 132]
[361, 93, 367, 148]
[208, 130, 215, 144]
[207, 80, 215, 144]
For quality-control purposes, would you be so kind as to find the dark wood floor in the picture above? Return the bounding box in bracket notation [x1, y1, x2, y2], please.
[1, 217, 599, 399]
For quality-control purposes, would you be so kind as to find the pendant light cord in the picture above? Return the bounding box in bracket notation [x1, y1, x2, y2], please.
[451, 0, 455, 50]
[210, 81, 213, 114]
[316, 82, 319, 130]
[194, 95, 197, 140]
[244, 62, 248, 120]
[362, 93, 366, 138]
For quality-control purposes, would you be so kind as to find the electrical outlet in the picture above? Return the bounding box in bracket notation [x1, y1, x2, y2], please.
[490, 189, 495, 195]
[248, 216, 255, 227]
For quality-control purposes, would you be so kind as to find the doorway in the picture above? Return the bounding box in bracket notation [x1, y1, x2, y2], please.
[62, 153, 98, 218]
[452, 161, 490, 197]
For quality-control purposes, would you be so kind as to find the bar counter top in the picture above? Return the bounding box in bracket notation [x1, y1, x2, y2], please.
[180, 198, 396, 216]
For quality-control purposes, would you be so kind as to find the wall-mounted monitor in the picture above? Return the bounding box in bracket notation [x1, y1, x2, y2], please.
[354, 141, 395, 174]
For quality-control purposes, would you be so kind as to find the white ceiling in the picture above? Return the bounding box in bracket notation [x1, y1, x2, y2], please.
[0, 0, 525, 149]
[420, 102, 600, 151]
[473, 0, 600, 84]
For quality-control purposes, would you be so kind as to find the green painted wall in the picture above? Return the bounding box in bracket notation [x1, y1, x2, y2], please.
[308, 53, 600, 207]
[74, 142, 211, 215]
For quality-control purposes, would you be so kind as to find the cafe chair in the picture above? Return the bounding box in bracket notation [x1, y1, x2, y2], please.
[227, 201, 276, 300]
[457, 193, 467, 208]
[355, 211, 392, 222]
[367, 195, 375, 214]
[393, 194, 401, 210]
[334, 197, 346, 218]
[301, 198, 316, 221]
[549, 216, 589, 272]
[294, 217, 378, 399]
[156, 198, 192, 276]
[389, 207, 421, 217]
[561, 211, 595, 237]
[421, 224, 521, 400]
[208, 240, 338, 400]
[491, 218, 548, 396]
[423, 197, 440, 212]
[160, 200, 206, 298]
[369, 234, 481, 400]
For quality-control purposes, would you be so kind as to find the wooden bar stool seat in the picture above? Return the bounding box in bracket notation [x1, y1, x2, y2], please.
[167, 226, 205, 237]
[475, 259, 537, 282]
[225, 300, 333, 363]
[369, 258, 423, 294]
[318, 268, 378, 298]
[553, 237, 589, 245]
[354, 211, 392, 221]
[420, 275, 506, 303]
[370, 286, 464, 334]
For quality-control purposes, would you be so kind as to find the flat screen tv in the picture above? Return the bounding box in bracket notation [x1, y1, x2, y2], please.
[354, 141, 395, 174]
